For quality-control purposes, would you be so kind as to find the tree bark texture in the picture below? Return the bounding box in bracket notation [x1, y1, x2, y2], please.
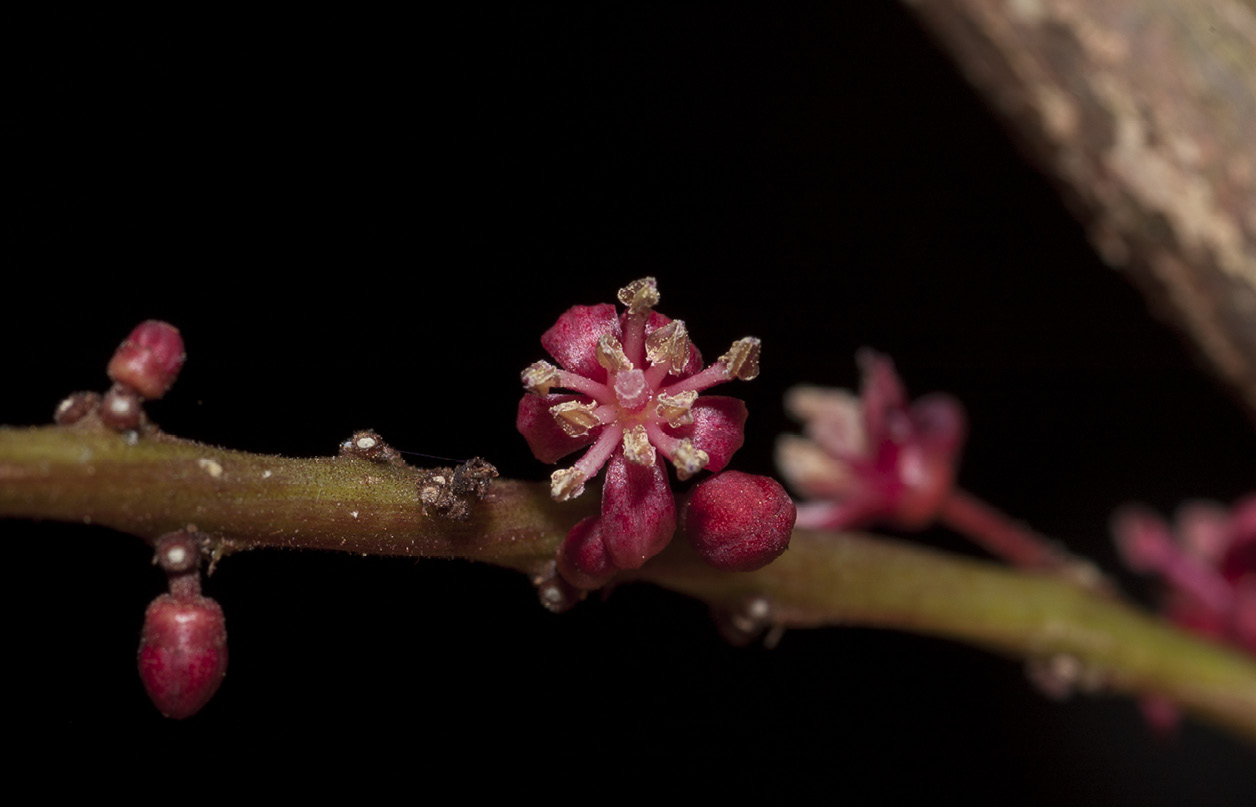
[903, 0, 1256, 423]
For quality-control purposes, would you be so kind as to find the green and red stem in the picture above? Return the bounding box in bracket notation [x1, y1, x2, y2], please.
[1, 423, 1254, 743]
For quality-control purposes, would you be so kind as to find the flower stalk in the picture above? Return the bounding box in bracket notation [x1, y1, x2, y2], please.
[2, 423, 1254, 742]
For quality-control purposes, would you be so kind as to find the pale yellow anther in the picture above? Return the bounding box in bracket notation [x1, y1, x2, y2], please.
[671, 438, 710, 481]
[719, 337, 762, 381]
[621, 425, 657, 466]
[550, 400, 602, 437]
[655, 390, 697, 427]
[616, 277, 660, 315]
[522, 360, 560, 395]
[595, 333, 633, 373]
[550, 467, 587, 501]
[645, 319, 691, 374]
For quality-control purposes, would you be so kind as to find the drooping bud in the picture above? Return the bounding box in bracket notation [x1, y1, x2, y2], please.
[685, 471, 796, 572]
[138, 593, 228, 719]
[107, 320, 186, 400]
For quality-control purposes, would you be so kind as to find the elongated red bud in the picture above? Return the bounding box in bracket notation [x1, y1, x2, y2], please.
[108, 320, 186, 399]
[138, 593, 228, 719]
[685, 471, 796, 572]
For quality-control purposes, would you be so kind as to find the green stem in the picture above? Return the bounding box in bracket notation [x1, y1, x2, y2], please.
[2, 424, 1254, 742]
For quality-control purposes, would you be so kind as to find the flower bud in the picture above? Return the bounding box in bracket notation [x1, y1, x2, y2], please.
[557, 516, 617, 590]
[107, 320, 186, 400]
[138, 593, 228, 719]
[685, 471, 796, 572]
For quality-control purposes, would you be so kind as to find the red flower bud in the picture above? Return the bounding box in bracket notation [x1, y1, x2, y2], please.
[685, 471, 796, 572]
[557, 516, 617, 590]
[138, 593, 228, 719]
[107, 320, 186, 399]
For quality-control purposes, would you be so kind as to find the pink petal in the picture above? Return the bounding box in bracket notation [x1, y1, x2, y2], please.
[856, 349, 907, 443]
[774, 434, 859, 500]
[599, 451, 676, 570]
[667, 395, 748, 474]
[910, 393, 967, 461]
[557, 516, 616, 589]
[517, 393, 597, 464]
[541, 303, 620, 382]
[1111, 506, 1178, 573]
[893, 440, 958, 528]
[794, 494, 891, 531]
[1232, 578, 1256, 653]
[1175, 501, 1233, 564]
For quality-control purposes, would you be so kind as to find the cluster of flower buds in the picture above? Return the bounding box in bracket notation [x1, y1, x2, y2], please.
[518, 278, 794, 587]
[56, 320, 186, 431]
[137, 531, 228, 719]
[776, 349, 966, 531]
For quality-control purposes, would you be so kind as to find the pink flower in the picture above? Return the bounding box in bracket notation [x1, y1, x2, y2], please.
[1111, 495, 1256, 732]
[1113, 496, 1256, 655]
[518, 277, 760, 585]
[776, 349, 965, 531]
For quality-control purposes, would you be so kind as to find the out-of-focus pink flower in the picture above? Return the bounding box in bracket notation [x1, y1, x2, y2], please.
[1113, 495, 1256, 655]
[518, 278, 760, 585]
[776, 350, 965, 531]
[1112, 495, 1256, 731]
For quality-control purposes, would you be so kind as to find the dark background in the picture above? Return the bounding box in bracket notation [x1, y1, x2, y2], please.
[8, 4, 1255, 801]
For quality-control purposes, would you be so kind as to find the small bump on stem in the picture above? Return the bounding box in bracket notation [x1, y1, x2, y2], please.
[100, 384, 142, 431]
[53, 391, 101, 425]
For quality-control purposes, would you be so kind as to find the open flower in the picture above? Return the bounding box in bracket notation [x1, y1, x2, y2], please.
[776, 349, 965, 531]
[518, 277, 759, 582]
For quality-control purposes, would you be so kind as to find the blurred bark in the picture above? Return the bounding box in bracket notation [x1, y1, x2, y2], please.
[903, 0, 1256, 424]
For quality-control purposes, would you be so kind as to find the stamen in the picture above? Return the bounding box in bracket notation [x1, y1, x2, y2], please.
[616, 277, 660, 315]
[655, 390, 697, 427]
[550, 467, 588, 501]
[595, 333, 634, 373]
[550, 400, 602, 437]
[671, 438, 710, 481]
[719, 337, 761, 381]
[644, 422, 709, 480]
[521, 361, 560, 395]
[645, 319, 691, 375]
[659, 363, 734, 396]
[622, 425, 657, 466]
